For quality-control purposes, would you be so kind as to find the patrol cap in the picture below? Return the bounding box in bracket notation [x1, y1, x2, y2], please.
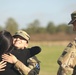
[68, 11, 76, 24]
[13, 30, 30, 41]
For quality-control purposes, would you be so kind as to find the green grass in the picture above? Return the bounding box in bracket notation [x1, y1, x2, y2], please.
[29, 42, 66, 75]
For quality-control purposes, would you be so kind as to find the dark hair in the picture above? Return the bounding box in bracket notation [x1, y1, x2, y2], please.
[0, 30, 13, 55]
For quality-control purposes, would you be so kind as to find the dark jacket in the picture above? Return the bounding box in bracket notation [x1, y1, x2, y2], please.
[0, 46, 41, 75]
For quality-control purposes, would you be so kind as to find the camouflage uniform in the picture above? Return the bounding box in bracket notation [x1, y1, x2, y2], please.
[14, 56, 40, 75]
[57, 11, 76, 75]
[57, 39, 76, 75]
[68, 11, 76, 75]
[27, 56, 40, 75]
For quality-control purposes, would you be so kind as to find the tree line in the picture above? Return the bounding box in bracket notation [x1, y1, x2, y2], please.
[0, 17, 74, 35]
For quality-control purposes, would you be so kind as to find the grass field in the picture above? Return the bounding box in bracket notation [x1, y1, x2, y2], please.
[29, 41, 69, 75]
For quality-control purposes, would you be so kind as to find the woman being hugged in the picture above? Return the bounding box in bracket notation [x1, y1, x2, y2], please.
[0, 30, 13, 71]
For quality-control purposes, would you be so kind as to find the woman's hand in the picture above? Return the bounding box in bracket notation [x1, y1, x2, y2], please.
[2, 53, 18, 64]
[0, 61, 6, 71]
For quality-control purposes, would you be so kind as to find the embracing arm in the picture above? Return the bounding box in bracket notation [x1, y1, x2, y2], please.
[14, 60, 31, 75]
[2, 54, 39, 75]
[29, 46, 41, 57]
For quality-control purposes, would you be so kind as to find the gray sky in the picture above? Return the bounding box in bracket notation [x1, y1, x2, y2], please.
[0, 0, 76, 29]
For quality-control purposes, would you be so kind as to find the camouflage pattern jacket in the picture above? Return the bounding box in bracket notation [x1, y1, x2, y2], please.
[57, 39, 76, 75]
[14, 56, 40, 75]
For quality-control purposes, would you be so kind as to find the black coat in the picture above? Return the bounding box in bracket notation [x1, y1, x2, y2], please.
[0, 46, 41, 75]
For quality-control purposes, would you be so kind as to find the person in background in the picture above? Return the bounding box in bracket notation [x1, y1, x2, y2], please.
[57, 11, 76, 75]
[68, 10, 76, 75]
[2, 30, 41, 75]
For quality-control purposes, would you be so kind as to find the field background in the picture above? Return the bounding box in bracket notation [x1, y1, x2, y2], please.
[29, 41, 70, 75]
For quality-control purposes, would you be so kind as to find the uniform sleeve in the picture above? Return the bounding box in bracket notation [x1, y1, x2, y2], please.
[27, 56, 40, 75]
[14, 60, 31, 75]
[29, 46, 41, 57]
[14, 59, 40, 75]
[28, 63, 40, 75]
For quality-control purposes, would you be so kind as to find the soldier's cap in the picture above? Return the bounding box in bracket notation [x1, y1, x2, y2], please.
[13, 30, 30, 41]
[68, 11, 76, 25]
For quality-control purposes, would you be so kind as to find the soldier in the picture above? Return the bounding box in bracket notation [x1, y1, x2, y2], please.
[68, 10, 76, 75]
[57, 11, 76, 75]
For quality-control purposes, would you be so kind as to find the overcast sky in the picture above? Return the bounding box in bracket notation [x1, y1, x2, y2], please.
[0, 0, 76, 29]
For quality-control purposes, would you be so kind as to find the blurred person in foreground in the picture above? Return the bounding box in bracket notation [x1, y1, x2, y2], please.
[2, 30, 41, 75]
[0, 30, 13, 72]
[57, 11, 76, 75]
